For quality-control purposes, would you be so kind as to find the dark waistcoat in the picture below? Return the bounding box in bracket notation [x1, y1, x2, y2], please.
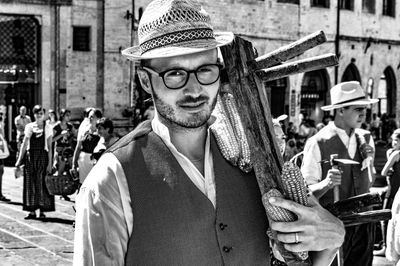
[110, 121, 269, 266]
[316, 126, 371, 207]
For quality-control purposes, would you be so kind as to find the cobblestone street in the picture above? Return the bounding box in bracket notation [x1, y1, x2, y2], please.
[0, 167, 75, 265]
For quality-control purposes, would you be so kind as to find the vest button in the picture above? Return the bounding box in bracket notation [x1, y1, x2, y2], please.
[223, 246, 232, 253]
[219, 223, 227, 230]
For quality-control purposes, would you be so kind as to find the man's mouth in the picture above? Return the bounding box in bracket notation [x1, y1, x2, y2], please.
[179, 101, 206, 110]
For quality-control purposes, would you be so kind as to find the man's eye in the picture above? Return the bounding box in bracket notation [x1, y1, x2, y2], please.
[166, 70, 185, 77]
[198, 66, 215, 73]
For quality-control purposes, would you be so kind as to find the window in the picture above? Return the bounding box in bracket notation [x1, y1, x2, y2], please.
[277, 0, 299, 4]
[339, 0, 353, 10]
[362, 0, 375, 14]
[72, 26, 90, 51]
[311, 0, 329, 8]
[383, 0, 395, 17]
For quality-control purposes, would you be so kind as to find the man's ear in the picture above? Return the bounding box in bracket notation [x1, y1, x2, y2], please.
[137, 70, 152, 94]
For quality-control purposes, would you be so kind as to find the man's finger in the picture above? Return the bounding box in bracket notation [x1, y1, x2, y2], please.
[269, 196, 310, 217]
[283, 243, 309, 253]
[270, 220, 302, 233]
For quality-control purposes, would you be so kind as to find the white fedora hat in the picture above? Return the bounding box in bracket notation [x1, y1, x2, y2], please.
[321, 81, 379, 111]
[121, 0, 234, 61]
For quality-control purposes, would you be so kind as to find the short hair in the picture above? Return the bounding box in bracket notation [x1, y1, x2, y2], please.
[48, 109, 58, 121]
[92, 109, 103, 119]
[59, 108, 71, 120]
[32, 105, 43, 114]
[96, 117, 114, 134]
[392, 129, 400, 140]
[84, 107, 95, 118]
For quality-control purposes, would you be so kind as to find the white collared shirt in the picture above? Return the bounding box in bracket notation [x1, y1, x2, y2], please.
[73, 114, 216, 265]
[301, 121, 375, 185]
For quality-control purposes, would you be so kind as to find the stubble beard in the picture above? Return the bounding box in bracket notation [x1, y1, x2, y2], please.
[152, 89, 217, 130]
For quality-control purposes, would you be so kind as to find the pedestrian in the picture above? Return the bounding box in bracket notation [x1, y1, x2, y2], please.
[371, 113, 381, 140]
[77, 107, 93, 140]
[91, 117, 119, 164]
[15, 105, 54, 219]
[272, 114, 287, 157]
[14, 106, 31, 159]
[375, 128, 400, 256]
[46, 109, 58, 128]
[73, 0, 345, 265]
[301, 81, 378, 266]
[0, 129, 10, 202]
[71, 108, 102, 184]
[52, 109, 76, 201]
[386, 187, 400, 264]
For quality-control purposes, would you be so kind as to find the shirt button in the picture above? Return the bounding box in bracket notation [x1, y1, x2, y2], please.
[223, 246, 232, 253]
[219, 223, 227, 230]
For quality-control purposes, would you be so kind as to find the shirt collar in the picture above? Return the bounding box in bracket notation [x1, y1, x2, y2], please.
[328, 121, 355, 137]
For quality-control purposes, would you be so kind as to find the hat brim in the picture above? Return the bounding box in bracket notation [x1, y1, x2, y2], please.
[121, 32, 234, 61]
[321, 98, 379, 111]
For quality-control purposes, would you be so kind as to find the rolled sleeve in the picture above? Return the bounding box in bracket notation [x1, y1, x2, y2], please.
[301, 137, 322, 185]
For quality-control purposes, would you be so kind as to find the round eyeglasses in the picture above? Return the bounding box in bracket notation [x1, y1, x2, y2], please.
[142, 63, 222, 90]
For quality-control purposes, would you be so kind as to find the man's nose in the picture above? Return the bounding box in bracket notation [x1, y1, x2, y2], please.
[183, 73, 202, 95]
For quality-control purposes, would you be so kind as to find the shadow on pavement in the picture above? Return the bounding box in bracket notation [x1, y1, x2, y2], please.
[3, 201, 23, 206]
[38, 217, 75, 225]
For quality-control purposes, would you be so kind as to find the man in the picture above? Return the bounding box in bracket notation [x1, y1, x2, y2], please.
[73, 0, 345, 265]
[301, 81, 379, 266]
[14, 106, 31, 158]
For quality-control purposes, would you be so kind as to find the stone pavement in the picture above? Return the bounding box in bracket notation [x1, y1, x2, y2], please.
[0, 167, 75, 265]
[0, 165, 397, 265]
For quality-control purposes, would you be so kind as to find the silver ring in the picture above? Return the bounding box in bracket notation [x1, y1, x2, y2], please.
[295, 232, 299, 244]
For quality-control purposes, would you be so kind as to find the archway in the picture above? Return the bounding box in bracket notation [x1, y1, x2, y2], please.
[300, 69, 330, 123]
[264, 78, 289, 118]
[377, 67, 397, 115]
[0, 15, 40, 144]
[341, 63, 361, 83]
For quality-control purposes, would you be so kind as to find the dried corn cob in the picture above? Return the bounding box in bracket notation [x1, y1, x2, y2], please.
[262, 188, 296, 222]
[220, 92, 252, 172]
[262, 189, 309, 261]
[210, 95, 240, 166]
[281, 161, 309, 207]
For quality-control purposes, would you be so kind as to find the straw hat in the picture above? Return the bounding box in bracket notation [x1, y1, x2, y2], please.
[321, 81, 378, 111]
[121, 0, 234, 61]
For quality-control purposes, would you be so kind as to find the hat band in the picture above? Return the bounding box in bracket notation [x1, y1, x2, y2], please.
[140, 28, 215, 55]
[335, 96, 366, 105]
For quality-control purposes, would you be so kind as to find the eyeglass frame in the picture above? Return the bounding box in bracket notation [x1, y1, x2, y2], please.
[141, 63, 223, 90]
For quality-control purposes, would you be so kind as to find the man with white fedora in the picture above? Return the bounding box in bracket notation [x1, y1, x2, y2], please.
[302, 81, 379, 266]
[73, 0, 345, 265]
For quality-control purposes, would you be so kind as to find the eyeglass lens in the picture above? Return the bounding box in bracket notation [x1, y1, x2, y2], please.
[163, 64, 220, 89]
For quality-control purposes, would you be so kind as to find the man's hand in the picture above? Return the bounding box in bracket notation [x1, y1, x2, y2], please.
[323, 168, 342, 189]
[269, 194, 345, 253]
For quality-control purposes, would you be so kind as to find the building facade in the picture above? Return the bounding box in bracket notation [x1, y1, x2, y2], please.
[0, 0, 399, 142]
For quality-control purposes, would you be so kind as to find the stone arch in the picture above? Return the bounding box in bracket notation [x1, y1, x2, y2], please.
[341, 63, 361, 83]
[264, 77, 289, 118]
[300, 69, 330, 123]
[377, 66, 397, 115]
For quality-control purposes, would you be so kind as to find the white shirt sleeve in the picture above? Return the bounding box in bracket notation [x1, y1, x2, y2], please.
[301, 137, 322, 185]
[24, 123, 33, 138]
[73, 153, 132, 266]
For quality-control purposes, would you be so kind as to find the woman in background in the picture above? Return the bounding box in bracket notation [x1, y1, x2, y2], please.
[15, 105, 54, 219]
[46, 109, 58, 128]
[381, 129, 400, 259]
[91, 117, 119, 164]
[72, 108, 102, 184]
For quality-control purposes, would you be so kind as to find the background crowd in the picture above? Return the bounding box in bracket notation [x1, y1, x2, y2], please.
[0, 104, 156, 220]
